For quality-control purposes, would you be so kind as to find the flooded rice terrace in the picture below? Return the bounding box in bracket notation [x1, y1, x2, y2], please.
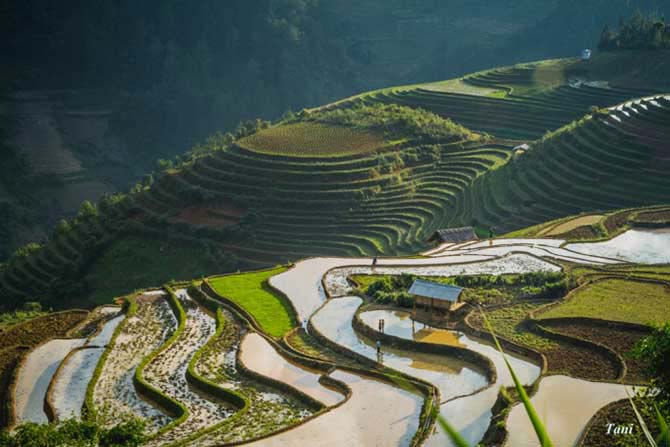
[244, 370, 423, 447]
[358, 309, 541, 447]
[566, 228, 670, 264]
[506, 376, 635, 447]
[239, 332, 344, 406]
[312, 297, 489, 401]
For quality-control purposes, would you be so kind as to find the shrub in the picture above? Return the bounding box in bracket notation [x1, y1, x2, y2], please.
[308, 103, 480, 144]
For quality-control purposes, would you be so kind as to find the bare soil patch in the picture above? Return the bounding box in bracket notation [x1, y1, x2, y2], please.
[168, 205, 245, 227]
[579, 399, 662, 447]
[539, 321, 650, 382]
[539, 214, 603, 236]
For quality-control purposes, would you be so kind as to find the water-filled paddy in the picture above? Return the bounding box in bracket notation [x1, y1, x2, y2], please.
[505, 375, 634, 447]
[88, 312, 124, 346]
[239, 332, 344, 406]
[243, 370, 422, 447]
[271, 253, 561, 322]
[359, 309, 541, 447]
[312, 297, 489, 400]
[565, 229, 670, 264]
[14, 338, 86, 424]
[325, 254, 561, 297]
[50, 347, 104, 420]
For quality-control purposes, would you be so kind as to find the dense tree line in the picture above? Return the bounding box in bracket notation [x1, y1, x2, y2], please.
[0, 418, 145, 447]
[599, 11, 670, 51]
[2, 1, 359, 156]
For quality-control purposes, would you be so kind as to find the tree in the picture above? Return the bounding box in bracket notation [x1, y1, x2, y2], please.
[78, 201, 98, 219]
[633, 323, 670, 400]
[56, 219, 71, 236]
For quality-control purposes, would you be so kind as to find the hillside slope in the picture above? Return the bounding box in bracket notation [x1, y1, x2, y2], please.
[322, 52, 670, 140]
[1, 53, 670, 310]
[0, 106, 501, 309]
[449, 95, 670, 232]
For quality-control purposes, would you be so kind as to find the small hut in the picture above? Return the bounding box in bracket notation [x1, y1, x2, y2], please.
[426, 226, 478, 246]
[409, 279, 466, 315]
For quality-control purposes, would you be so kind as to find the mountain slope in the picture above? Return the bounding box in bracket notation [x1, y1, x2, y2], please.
[446, 95, 670, 233]
[1, 53, 670, 310]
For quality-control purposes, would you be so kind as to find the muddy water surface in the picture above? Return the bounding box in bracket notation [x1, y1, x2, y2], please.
[14, 338, 86, 424]
[566, 229, 670, 264]
[239, 332, 344, 406]
[359, 309, 541, 447]
[243, 370, 422, 447]
[312, 297, 488, 401]
[505, 375, 635, 447]
[50, 347, 104, 420]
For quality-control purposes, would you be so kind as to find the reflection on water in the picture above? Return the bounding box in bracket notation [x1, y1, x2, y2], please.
[239, 333, 344, 406]
[312, 297, 488, 401]
[14, 338, 87, 424]
[244, 369, 422, 447]
[566, 229, 670, 264]
[359, 308, 541, 447]
[506, 375, 635, 447]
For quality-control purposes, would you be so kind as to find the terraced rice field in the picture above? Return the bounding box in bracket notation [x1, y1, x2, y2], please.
[3, 54, 670, 446]
[50, 347, 105, 420]
[143, 290, 235, 446]
[505, 376, 633, 447]
[313, 296, 489, 400]
[14, 338, 86, 424]
[335, 65, 658, 141]
[191, 308, 313, 446]
[242, 369, 423, 447]
[238, 333, 343, 406]
[358, 309, 540, 447]
[566, 228, 670, 264]
[239, 122, 386, 156]
[539, 278, 670, 325]
[537, 214, 604, 236]
[6, 227, 667, 446]
[47, 308, 124, 421]
[93, 294, 176, 430]
[449, 96, 670, 233]
[208, 267, 295, 337]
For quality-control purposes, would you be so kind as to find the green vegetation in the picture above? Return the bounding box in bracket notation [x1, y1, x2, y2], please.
[0, 418, 145, 447]
[84, 236, 220, 306]
[239, 122, 386, 157]
[448, 98, 670, 234]
[2, 51, 670, 313]
[470, 302, 556, 350]
[133, 288, 188, 436]
[0, 303, 45, 328]
[600, 12, 670, 51]
[540, 279, 670, 325]
[0, 310, 88, 427]
[480, 310, 553, 447]
[634, 324, 670, 401]
[0, 311, 88, 351]
[208, 267, 295, 337]
[306, 104, 482, 144]
[354, 271, 569, 307]
[506, 206, 670, 241]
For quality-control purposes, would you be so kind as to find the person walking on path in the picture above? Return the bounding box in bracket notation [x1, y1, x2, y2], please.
[376, 340, 382, 354]
[372, 256, 378, 267]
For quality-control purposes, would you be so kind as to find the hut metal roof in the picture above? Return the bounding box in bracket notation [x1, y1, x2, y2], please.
[430, 227, 478, 243]
[408, 279, 463, 302]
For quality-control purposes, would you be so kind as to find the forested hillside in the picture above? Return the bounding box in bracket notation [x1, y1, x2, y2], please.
[1, 0, 669, 260]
